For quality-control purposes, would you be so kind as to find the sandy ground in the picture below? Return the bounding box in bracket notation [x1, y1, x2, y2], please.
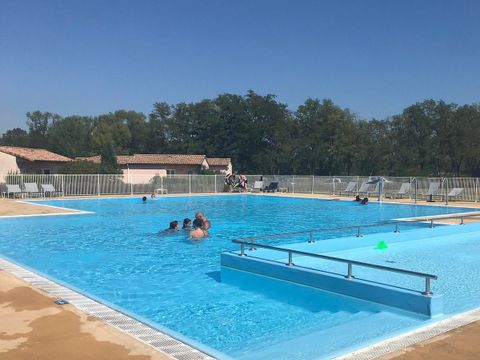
[1, 193, 480, 359]
[0, 198, 76, 216]
[379, 321, 480, 360]
[0, 271, 170, 360]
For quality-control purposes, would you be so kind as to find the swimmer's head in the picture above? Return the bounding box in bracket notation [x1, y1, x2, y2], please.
[142, 196, 147, 202]
[183, 218, 191, 228]
[169, 220, 179, 229]
[193, 218, 203, 229]
[195, 212, 206, 221]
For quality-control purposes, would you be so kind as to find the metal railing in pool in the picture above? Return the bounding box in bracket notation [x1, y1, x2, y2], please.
[236, 211, 480, 244]
[232, 239, 438, 295]
[231, 211, 480, 296]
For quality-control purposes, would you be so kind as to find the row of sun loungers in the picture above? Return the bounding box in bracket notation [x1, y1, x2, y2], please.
[250, 181, 278, 193]
[3, 183, 62, 198]
[340, 181, 464, 201]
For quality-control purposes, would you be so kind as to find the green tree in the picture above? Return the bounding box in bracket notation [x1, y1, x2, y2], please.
[100, 142, 119, 173]
[47, 116, 94, 157]
[0, 128, 30, 147]
[26, 111, 60, 148]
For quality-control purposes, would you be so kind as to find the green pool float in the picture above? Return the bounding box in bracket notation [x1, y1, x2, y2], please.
[375, 240, 388, 250]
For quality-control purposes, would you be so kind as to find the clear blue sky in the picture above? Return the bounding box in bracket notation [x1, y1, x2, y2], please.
[1, 0, 479, 132]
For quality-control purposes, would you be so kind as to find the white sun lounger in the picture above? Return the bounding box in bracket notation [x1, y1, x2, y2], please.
[5, 184, 26, 198]
[341, 181, 357, 195]
[392, 182, 411, 199]
[358, 182, 378, 197]
[41, 184, 63, 197]
[447, 187, 463, 200]
[423, 182, 440, 201]
[24, 182, 43, 197]
[250, 181, 264, 193]
[357, 182, 370, 193]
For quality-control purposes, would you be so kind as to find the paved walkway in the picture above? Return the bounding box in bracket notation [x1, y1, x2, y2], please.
[0, 270, 169, 360]
[1, 195, 480, 359]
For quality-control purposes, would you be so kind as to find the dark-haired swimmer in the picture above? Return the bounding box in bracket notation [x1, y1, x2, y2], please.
[189, 218, 208, 239]
[183, 218, 192, 230]
[160, 220, 180, 234]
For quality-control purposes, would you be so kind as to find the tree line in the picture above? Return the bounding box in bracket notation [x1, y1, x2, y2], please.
[1, 90, 480, 176]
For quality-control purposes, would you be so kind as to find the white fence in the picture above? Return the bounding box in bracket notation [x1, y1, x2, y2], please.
[0, 173, 478, 203]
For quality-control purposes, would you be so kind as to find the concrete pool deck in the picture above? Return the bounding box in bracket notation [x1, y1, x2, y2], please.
[1, 194, 480, 359]
[0, 270, 170, 360]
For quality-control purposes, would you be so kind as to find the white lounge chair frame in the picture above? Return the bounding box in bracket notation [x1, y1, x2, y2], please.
[41, 184, 63, 197]
[423, 182, 440, 201]
[5, 184, 26, 198]
[447, 187, 463, 200]
[250, 181, 263, 193]
[24, 182, 43, 197]
[357, 182, 370, 194]
[341, 181, 357, 195]
[392, 182, 411, 199]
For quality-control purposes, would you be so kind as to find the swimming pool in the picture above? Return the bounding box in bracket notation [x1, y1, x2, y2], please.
[0, 195, 478, 359]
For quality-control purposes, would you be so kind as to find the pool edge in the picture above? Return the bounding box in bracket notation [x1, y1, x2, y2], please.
[335, 306, 480, 359]
[0, 256, 228, 360]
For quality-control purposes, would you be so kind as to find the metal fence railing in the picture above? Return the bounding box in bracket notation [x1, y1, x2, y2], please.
[0, 173, 479, 204]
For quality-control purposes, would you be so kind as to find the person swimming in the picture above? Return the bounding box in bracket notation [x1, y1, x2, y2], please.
[182, 218, 192, 230]
[354, 195, 361, 201]
[195, 212, 211, 230]
[142, 196, 147, 203]
[159, 220, 180, 234]
[360, 197, 369, 205]
[189, 218, 208, 239]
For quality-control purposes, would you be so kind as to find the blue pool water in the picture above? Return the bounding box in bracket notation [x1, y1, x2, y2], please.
[0, 195, 478, 359]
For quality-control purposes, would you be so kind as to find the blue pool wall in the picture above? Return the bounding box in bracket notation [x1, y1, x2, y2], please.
[221, 253, 443, 317]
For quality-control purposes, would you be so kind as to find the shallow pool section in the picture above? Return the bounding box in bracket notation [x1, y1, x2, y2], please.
[0, 195, 478, 359]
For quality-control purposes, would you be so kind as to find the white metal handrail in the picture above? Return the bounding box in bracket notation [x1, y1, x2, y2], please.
[231, 240, 438, 295]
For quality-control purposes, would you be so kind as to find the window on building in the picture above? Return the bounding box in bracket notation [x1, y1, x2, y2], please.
[166, 169, 175, 177]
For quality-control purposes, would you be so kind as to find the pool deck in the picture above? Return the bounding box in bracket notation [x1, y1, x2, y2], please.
[0, 270, 169, 360]
[1, 194, 480, 359]
[378, 321, 480, 359]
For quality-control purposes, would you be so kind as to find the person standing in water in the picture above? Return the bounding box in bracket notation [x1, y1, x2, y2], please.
[189, 218, 208, 239]
[195, 212, 211, 230]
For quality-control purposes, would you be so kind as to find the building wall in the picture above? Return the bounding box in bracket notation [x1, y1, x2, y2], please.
[121, 164, 204, 184]
[209, 164, 231, 174]
[0, 152, 20, 173]
[16, 159, 66, 174]
[122, 168, 167, 184]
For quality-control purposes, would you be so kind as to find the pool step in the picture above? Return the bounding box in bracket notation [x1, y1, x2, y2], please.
[221, 252, 443, 317]
[235, 310, 424, 360]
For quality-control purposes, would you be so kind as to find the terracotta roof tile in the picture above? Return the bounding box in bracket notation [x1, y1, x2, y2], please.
[77, 154, 207, 165]
[0, 146, 72, 162]
[206, 157, 231, 166]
